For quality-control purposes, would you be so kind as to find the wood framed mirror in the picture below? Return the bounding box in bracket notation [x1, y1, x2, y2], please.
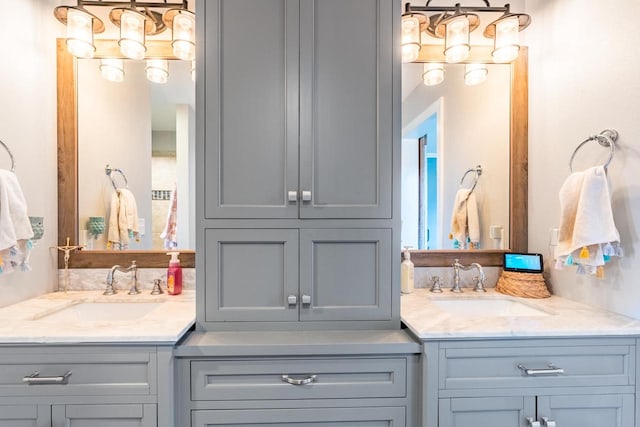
[57, 38, 195, 268]
[405, 45, 528, 267]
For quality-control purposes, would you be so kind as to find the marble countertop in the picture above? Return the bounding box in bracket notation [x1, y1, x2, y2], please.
[401, 288, 640, 340]
[0, 290, 195, 344]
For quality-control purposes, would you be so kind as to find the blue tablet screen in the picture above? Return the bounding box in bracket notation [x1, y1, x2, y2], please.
[504, 253, 542, 272]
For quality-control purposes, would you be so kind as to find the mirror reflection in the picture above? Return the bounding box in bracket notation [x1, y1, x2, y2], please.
[401, 62, 510, 250]
[77, 59, 195, 251]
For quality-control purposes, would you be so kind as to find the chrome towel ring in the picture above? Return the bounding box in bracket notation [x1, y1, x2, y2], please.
[460, 165, 483, 194]
[105, 164, 129, 191]
[0, 140, 15, 172]
[569, 129, 618, 172]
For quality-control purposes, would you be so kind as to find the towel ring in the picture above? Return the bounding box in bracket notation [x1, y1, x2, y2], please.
[105, 165, 129, 191]
[569, 129, 617, 172]
[0, 140, 16, 172]
[460, 165, 483, 194]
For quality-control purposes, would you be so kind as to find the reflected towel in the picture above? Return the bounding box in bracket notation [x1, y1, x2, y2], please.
[0, 170, 34, 273]
[450, 188, 479, 247]
[107, 188, 139, 250]
[160, 184, 178, 249]
[555, 166, 621, 273]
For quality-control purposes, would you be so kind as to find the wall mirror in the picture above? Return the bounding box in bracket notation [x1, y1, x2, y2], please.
[402, 45, 528, 266]
[58, 39, 195, 268]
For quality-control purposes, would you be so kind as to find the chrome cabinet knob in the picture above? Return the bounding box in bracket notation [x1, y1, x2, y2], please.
[301, 191, 312, 202]
[301, 294, 311, 305]
[526, 418, 541, 427]
[541, 417, 556, 427]
[287, 191, 298, 202]
[287, 295, 297, 306]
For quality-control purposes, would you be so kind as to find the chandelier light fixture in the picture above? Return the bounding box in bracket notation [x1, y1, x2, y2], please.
[401, 1, 531, 64]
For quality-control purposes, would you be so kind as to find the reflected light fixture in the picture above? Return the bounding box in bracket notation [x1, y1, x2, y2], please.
[53, 6, 105, 58]
[464, 63, 488, 85]
[423, 63, 445, 86]
[164, 8, 196, 61]
[484, 5, 531, 63]
[146, 59, 169, 84]
[100, 58, 125, 82]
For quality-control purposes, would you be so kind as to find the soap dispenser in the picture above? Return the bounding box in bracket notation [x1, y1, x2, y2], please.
[166, 251, 183, 295]
[401, 247, 414, 294]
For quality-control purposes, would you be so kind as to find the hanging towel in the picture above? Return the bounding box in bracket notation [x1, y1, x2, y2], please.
[555, 166, 621, 274]
[160, 184, 178, 249]
[0, 170, 33, 273]
[449, 188, 480, 248]
[107, 188, 140, 250]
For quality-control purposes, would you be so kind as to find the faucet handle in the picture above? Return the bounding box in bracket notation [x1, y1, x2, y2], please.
[472, 276, 487, 292]
[430, 276, 443, 293]
[151, 279, 164, 295]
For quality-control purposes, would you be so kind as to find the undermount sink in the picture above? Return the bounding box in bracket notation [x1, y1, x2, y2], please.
[35, 302, 163, 322]
[432, 297, 550, 317]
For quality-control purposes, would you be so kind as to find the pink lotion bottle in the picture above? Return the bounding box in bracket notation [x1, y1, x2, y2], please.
[166, 251, 183, 295]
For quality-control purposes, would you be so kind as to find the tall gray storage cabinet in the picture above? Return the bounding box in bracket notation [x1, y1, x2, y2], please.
[196, 0, 401, 331]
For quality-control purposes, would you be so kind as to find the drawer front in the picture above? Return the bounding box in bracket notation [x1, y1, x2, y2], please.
[0, 349, 156, 397]
[191, 357, 407, 401]
[440, 343, 635, 390]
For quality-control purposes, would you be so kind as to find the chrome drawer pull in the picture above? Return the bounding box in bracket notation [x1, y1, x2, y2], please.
[526, 418, 541, 427]
[281, 374, 317, 385]
[518, 364, 565, 376]
[541, 417, 556, 427]
[23, 371, 72, 385]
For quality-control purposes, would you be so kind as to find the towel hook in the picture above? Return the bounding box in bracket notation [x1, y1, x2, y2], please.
[0, 140, 16, 172]
[569, 129, 618, 172]
[460, 165, 483, 194]
[105, 165, 129, 191]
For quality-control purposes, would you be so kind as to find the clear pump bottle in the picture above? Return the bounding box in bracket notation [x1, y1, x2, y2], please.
[401, 247, 414, 294]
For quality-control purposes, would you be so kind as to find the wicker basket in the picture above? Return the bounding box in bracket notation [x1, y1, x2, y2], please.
[495, 271, 551, 299]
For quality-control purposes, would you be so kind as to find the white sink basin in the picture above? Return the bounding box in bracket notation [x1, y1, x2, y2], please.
[35, 302, 163, 322]
[432, 298, 550, 317]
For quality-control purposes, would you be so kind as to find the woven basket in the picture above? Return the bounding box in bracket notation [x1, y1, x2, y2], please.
[495, 271, 551, 299]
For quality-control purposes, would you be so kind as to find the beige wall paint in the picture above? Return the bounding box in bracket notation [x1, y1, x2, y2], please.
[0, 0, 62, 308]
[526, 0, 640, 318]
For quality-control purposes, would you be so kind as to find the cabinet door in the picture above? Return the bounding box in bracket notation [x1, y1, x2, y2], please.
[52, 404, 156, 427]
[537, 394, 634, 427]
[299, 229, 392, 321]
[439, 397, 536, 427]
[0, 405, 50, 427]
[204, 0, 299, 219]
[299, 0, 393, 219]
[204, 229, 300, 322]
[192, 407, 405, 426]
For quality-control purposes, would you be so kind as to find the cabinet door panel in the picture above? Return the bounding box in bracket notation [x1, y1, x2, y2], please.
[0, 405, 49, 427]
[205, 229, 299, 322]
[52, 404, 156, 427]
[299, 0, 393, 219]
[192, 407, 405, 426]
[439, 397, 536, 427]
[537, 394, 634, 427]
[300, 229, 392, 321]
[204, 0, 299, 218]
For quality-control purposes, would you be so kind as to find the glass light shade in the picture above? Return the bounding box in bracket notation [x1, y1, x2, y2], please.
[119, 10, 146, 60]
[191, 60, 196, 82]
[172, 12, 196, 61]
[464, 63, 488, 86]
[492, 16, 520, 62]
[66, 9, 95, 58]
[401, 15, 421, 63]
[99, 59, 125, 82]
[146, 59, 169, 84]
[444, 15, 470, 63]
[423, 63, 445, 86]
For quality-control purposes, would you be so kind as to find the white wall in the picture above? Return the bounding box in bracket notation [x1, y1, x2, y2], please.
[526, 0, 640, 318]
[0, 0, 61, 307]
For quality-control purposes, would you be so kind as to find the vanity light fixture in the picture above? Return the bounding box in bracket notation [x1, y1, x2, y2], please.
[402, 1, 531, 64]
[110, 7, 151, 60]
[99, 58, 125, 82]
[464, 63, 488, 85]
[164, 7, 196, 61]
[423, 63, 445, 86]
[146, 59, 169, 84]
[53, 6, 105, 59]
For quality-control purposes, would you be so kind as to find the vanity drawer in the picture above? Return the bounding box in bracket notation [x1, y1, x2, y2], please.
[190, 357, 407, 401]
[439, 340, 635, 390]
[0, 348, 157, 397]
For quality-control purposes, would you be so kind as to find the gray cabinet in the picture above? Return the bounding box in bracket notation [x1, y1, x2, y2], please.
[204, 228, 392, 323]
[52, 404, 157, 427]
[0, 405, 50, 427]
[204, 0, 392, 220]
[422, 338, 637, 427]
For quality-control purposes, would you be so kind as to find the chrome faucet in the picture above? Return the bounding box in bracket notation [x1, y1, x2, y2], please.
[104, 261, 140, 295]
[451, 259, 486, 293]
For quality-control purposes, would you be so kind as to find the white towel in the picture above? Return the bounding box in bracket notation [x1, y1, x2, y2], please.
[449, 188, 480, 248]
[555, 166, 621, 274]
[107, 188, 139, 250]
[0, 170, 33, 273]
[160, 185, 178, 249]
